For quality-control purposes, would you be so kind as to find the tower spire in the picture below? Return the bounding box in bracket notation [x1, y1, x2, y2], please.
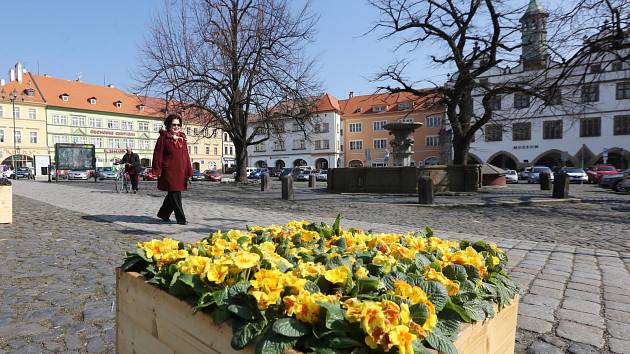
[520, 0, 549, 70]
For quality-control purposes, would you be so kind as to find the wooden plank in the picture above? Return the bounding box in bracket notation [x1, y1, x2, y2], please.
[118, 311, 175, 354]
[0, 186, 12, 224]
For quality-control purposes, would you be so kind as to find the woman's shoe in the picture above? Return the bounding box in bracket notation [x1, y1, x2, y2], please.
[157, 214, 170, 222]
[176, 220, 188, 225]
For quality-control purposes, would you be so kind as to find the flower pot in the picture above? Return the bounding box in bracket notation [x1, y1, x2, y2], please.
[116, 269, 519, 354]
[0, 186, 12, 224]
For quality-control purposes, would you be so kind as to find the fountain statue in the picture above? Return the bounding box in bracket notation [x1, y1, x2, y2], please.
[383, 121, 424, 166]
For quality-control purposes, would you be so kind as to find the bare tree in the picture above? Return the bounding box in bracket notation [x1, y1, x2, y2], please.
[137, 0, 321, 181]
[369, 0, 629, 167]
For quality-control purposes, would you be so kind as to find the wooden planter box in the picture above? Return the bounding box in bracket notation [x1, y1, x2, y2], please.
[0, 186, 12, 224]
[117, 270, 519, 354]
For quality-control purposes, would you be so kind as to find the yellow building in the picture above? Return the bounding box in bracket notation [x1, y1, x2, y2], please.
[0, 70, 49, 174]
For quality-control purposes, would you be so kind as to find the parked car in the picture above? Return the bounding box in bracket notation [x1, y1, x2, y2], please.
[518, 167, 532, 180]
[249, 168, 271, 179]
[278, 168, 294, 180]
[268, 168, 281, 177]
[233, 167, 258, 179]
[586, 164, 619, 184]
[528, 166, 555, 183]
[314, 169, 328, 181]
[600, 168, 630, 188]
[15, 167, 33, 180]
[68, 170, 88, 180]
[190, 170, 205, 181]
[560, 167, 589, 184]
[203, 170, 222, 182]
[613, 174, 630, 192]
[51, 169, 69, 180]
[142, 168, 158, 181]
[295, 169, 312, 181]
[505, 170, 519, 184]
[99, 167, 117, 180]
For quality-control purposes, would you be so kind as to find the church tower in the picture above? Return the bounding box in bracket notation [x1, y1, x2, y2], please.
[520, 0, 549, 70]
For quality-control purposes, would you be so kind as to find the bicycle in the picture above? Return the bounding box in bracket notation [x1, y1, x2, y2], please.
[113, 164, 130, 193]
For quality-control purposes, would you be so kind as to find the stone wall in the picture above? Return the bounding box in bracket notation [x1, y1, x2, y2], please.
[327, 165, 481, 193]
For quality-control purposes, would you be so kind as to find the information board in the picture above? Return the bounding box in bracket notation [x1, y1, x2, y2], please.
[54, 144, 96, 171]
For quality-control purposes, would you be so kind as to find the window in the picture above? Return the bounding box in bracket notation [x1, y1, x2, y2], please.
[121, 121, 133, 130]
[214, 147, 218, 155]
[224, 146, 229, 155]
[224, 133, 229, 141]
[29, 132, 37, 144]
[72, 136, 86, 144]
[186, 127, 191, 135]
[273, 140, 286, 151]
[589, 64, 602, 73]
[373, 105, 386, 113]
[293, 139, 306, 150]
[229, 146, 234, 155]
[291, 123, 303, 132]
[70, 115, 86, 127]
[61, 94, 69, 102]
[314, 139, 330, 150]
[206, 146, 210, 155]
[580, 117, 601, 137]
[89, 98, 97, 105]
[255, 143, 266, 152]
[53, 135, 69, 144]
[543, 120, 563, 139]
[0, 130, 3, 142]
[26, 88, 35, 96]
[425, 136, 440, 147]
[153, 123, 162, 132]
[0, 106, 3, 117]
[28, 108, 36, 120]
[616, 82, 630, 100]
[479, 78, 489, 85]
[485, 124, 503, 142]
[548, 88, 562, 105]
[320, 123, 330, 133]
[115, 101, 122, 108]
[373, 120, 387, 131]
[139, 140, 150, 150]
[107, 120, 119, 129]
[581, 84, 599, 103]
[349, 123, 362, 132]
[349, 140, 363, 150]
[194, 146, 198, 155]
[194, 128, 199, 136]
[398, 102, 412, 110]
[87, 117, 102, 128]
[14, 131, 21, 144]
[512, 122, 531, 141]
[514, 93, 530, 109]
[374, 139, 387, 149]
[90, 137, 103, 148]
[614, 115, 630, 135]
[107, 138, 116, 148]
[13, 107, 20, 119]
[488, 96, 502, 110]
[612, 61, 623, 71]
[426, 116, 442, 128]
[138, 122, 149, 131]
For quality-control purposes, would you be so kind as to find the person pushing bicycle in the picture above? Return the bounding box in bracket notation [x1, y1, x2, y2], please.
[120, 146, 141, 194]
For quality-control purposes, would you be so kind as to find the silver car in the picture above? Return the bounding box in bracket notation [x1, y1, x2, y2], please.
[528, 166, 555, 183]
[505, 170, 518, 183]
[68, 170, 88, 180]
[560, 167, 588, 184]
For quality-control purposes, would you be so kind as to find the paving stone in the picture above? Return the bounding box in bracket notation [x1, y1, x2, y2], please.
[609, 337, 630, 354]
[608, 320, 630, 340]
[604, 286, 628, 296]
[556, 321, 604, 348]
[562, 298, 601, 315]
[567, 282, 599, 293]
[567, 342, 600, 354]
[532, 279, 565, 290]
[528, 285, 564, 299]
[527, 341, 564, 354]
[540, 334, 565, 348]
[519, 303, 556, 321]
[517, 315, 553, 334]
[606, 308, 630, 322]
[569, 276, 600, 287]
[606, 301, 630, 313]
[604, 292, 630, 304]
[557, 309, 604, 329]
[522, 294, 562, 308]
[564, 289, 600, 303]
[536, 274, 569, 284]
[0, 322, 48, 339]
[86, 336, 105, 353]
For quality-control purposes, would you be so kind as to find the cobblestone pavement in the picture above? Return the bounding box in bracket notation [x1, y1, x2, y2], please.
[3, 180, 630, 353]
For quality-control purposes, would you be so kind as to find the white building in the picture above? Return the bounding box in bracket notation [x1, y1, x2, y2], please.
[469, 0, 630, 170]
[247, 93, 343, 170]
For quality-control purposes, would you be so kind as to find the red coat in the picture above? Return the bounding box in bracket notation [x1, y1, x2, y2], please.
[152, 130, 193, 192]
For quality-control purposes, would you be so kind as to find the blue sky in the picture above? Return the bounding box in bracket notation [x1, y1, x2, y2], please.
[5, 0, 545, 99]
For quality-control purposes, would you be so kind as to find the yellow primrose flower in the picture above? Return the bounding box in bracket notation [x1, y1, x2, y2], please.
[177, 255, 211, 275]
[425, 268, 460, 296]
[206, 263, 229, 284]
[354, 266, 369, 278]
[372, 252, 396, 272]
[231, 251, 260, 269]
[388, 325, 417, 354]
[324, 266, 350, 284]
[491, 256, 500, 266]
[296, 261, 327, 278]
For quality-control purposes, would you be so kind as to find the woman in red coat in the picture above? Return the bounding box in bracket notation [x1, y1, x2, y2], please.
[152, 114, 193, 225]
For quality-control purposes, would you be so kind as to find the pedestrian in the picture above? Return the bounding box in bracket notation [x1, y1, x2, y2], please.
[120, 146, 141, 193]
[152, 114, 193, 225]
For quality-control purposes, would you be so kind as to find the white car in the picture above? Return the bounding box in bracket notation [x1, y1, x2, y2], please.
[68, 170, 88, 180]
[560, 167, 588, 183]
[505, 170, 518, 183]
[314, 169, 328, 181]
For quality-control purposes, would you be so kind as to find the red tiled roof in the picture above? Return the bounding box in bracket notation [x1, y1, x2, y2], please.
[339, 90, 441, 116]
[315, 93, 341, 112]
[0, 72, 46, 104]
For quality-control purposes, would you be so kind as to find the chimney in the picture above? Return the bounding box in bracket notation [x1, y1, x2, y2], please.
[107, 84, 115, 88]
[9, 68, 15, 82]
[349, 91, 354, 98]
[0, 79, 5, 86]
[16, 63, 24, 83]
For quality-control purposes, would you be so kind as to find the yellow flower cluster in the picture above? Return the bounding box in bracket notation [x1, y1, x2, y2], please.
[137, 237, 188, 268]
[441, 246, 488, 278]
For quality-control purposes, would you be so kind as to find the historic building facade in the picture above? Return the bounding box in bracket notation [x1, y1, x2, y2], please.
[340, 91, 444, 167]
[247, 93, 344, 169]
[469, 0, 630, 169]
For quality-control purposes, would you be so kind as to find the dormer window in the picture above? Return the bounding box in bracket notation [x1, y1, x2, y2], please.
[88, 97, 97, 105]
[61, 93, 69, 102]
[355, 107, 362, 113]
[114, 100, 123, 108]
[398, 102, 412, 110]
[373, 105, 386, 113]
[25, 88, 35, 97]
[138, 104, 145, 111]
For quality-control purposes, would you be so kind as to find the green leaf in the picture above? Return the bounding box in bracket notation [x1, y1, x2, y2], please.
[213, 287, 229, 306]
[318, 302, 344, 330]
[255, 333, 298, 354]
[436, 319, 460, 340]
[463, 299, 486, 322]
[412, 340, 434, 354]
[463, 265, 481, 281]
[303, 281, 320, 293]
[415, 253, 431, 269]
[426, 330, 457, 354]
[324, 336, 364, 349]
[228, 304, 256, 320]
[229, 281, 251, 297]
[356, 277, 381, 294]
[272, 318, 308, 338]
[121, 255, 145, 271]
[332, 214, 342, 236]
[212, 306, 231, 324]
[168, 272, 195, 297]
[231, 320, 267, 350]
[409, 303, 429, 324]
[444, 300, 471, 322]
[443, 264, 468, 282]
[419, 281, 448, 312]
[424, 226, 434, 237]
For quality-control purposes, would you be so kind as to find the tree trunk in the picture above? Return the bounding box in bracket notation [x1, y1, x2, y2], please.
[452, 136, 470, 166]
[233, 140, 249, 183]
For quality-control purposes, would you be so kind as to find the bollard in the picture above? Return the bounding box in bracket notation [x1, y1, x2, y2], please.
[261, 173, 271, 191]
[308, 174, 316, 188]
[540, 172, 551, 191]
[418, 176, 434, 204]
[553, 172, 570, 198]
[281, 175, 294, 200]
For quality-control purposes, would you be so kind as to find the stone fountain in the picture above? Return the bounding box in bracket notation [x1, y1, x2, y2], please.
[383, 121, 424, 166]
